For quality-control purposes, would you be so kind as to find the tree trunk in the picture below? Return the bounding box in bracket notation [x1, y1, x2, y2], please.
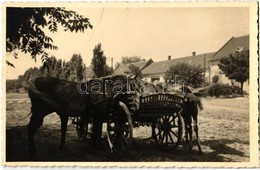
[240, 82, 244, 95]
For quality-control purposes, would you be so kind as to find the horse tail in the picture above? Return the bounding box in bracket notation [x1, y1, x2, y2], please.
[197, 98, 203, 110]
[27, 81, 64, 113]
[186, 93, 203, 110]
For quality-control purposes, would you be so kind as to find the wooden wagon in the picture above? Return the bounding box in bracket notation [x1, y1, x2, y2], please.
[106, 92, 184, 153]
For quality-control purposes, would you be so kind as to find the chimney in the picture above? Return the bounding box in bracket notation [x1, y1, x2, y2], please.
[168, 55, 171, 60]
[192, 52, 196, 56]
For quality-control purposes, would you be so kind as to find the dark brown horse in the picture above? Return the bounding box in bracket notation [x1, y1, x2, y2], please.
[27, 77, 90, 156]
[180, 86, 203, 154]
[81, 75, 137, 150]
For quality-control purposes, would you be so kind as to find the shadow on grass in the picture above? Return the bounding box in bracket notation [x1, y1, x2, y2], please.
[5, 125, 249, 162]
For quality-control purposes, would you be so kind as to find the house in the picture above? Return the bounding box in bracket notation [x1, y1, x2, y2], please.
[142, 53, 215, 83]
[209, 35, 249, 92]
[114, 59, 153, 75]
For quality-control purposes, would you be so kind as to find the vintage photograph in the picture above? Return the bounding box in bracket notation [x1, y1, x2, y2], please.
[2, 2, 258, 167]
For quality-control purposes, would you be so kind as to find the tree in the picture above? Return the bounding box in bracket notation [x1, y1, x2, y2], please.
[121, 56, 145, 64]
[68, 54, 85, 81]
[165, 62, 205, 88]
[212, 75, 219, 84]
[91, 43, 110, 78]
[23, 67, 42, 81]
[6, 7, 92, 67]
[218, 50, 249, 94]
[125, 64, 143, 78]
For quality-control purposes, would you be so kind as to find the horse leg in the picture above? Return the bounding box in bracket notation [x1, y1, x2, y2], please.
[184, 123, 189, 144]
[183, 113, 192, 151]
[193, 119, 203, 154]
[188, 123, 193, 151]
[90, 108, 102, 150]
[182, 108, 192, 151]
[27, 108, 45, 156]
[59, 114, 68, 150]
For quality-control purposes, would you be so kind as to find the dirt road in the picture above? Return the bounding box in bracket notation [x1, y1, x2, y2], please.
[5, 93, 249, 162]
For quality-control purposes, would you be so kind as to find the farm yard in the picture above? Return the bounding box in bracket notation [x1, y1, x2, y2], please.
[5, 92, 249, 162]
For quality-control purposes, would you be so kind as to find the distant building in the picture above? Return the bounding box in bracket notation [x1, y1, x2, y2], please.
[209, 35, 249, 92]
[83, 67, 95, 80]
[114, 59, 153, 75]
[142, 53, 214, 83]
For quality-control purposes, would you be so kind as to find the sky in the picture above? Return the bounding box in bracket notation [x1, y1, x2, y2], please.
[6, 6, 249, 79]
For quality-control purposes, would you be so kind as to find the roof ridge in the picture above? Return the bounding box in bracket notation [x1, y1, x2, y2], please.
[120, 59, 151, 66]
[212, 36, 234, 58]
[233, 34, 249, 39]
[174, 51, 216, 60]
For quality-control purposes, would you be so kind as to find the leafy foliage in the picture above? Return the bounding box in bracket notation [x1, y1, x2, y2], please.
[6, 75, 25, 92]
[165, 62, 205, 88]
[121, 56, 145, 64]
[218, 50, 249, 93]
[67, 54, 85, 81]
[91, 43, 111, 78]
[125, 64, 143, 78]
[207, 83, 241, 98]
[7, 55, 86, 92]
[212, 75, 219, 84]
[6, 7, 92, 66]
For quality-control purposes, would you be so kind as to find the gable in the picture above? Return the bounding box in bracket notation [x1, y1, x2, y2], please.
[211, 35, 249, 61]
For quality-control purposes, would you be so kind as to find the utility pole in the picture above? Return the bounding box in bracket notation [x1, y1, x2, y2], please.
[204, 54, 206, 80]
[111, 57, 113, 70]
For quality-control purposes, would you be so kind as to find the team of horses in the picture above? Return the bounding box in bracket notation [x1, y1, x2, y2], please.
[26, 75, 203, 156]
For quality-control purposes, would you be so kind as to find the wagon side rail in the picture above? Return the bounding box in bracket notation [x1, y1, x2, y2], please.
[138, 93, 184, 117]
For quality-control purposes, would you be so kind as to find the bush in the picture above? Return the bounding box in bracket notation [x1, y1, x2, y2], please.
[208, 83, 240, 98]
[212, 75, 219, 84]
[165, 62, 205, 88]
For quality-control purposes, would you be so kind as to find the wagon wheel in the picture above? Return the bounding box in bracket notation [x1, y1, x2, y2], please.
[152, 111, 183, 150]
[107, 101, 133, 153]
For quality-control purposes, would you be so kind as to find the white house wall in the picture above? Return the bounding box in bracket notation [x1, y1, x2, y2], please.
[210, 61, 249, 93]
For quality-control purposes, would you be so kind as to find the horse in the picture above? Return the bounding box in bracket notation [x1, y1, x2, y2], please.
[169, 85, 203, 154]
[27, 77, 90, 156]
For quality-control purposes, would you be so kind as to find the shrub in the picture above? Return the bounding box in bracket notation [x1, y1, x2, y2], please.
[208, 83, 240, 98]
[212, 75, 219, 84]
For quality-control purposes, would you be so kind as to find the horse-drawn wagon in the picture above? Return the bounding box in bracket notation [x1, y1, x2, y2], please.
[102, 92, 185, 153]
[27, 75, 202, 155]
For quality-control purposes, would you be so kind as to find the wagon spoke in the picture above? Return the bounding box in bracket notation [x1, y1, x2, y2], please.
[165, 131, 169, 147]
[170, 114, 178, 122]
[170, 129, 178, 138]
[168, 131, 175, 144]
[161, 131, 166, 144]
[169, 125, 179, 128]
[120, 137, 126, 152]
[120, 132, 129, 145]
[155, 130, 161, 137]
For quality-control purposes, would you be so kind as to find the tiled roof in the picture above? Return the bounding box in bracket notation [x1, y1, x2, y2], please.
[210, 35, 249, 61]
[142, 52, 215, 76]
[114, 59, 153, 75]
